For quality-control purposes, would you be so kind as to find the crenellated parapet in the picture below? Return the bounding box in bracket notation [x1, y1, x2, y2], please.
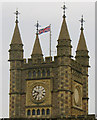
[8, 6, 91, 119]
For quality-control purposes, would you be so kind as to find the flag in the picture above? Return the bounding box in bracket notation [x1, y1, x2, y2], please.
[39, 25, 50, 35]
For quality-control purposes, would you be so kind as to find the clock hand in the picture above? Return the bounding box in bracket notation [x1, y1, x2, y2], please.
[34, 90, 39, 94]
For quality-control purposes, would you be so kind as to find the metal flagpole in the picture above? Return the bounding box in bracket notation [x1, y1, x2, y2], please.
[50, 24, 51, 57]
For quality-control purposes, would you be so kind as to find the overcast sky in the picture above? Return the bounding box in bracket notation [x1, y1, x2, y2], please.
[0, 1, 95, 118]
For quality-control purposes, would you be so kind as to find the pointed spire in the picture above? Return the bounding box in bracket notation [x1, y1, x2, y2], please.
[11, 10, 22, 44]
[57, 3, 72, 57]
[77, 30, 87, 51]
[58, 17, 70, 40]
[58, 3, 70, 40]
[32, 21, 42, 56]
[77, 15, 87, 51]
[9, 9, 23, 61]
[11, 23, 22, 44]
[32, 33, 43, 55]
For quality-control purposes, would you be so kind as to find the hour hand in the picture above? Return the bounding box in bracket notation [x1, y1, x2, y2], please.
[33, 90, 37, 93]
[33, 90, 39, 95]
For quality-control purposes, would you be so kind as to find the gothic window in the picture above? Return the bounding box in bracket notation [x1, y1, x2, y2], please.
[42, 109, 45, 115]
[27, 109, 31, 116]
[37, 109, 40, 115]
[32, 109, 35, 115]
[47, 70, 50, 76]
[46, 109, 50, 115]
[42, 70, 45, 77]
[28, 71, 31, 78]
[33, 71, 36, 77]
[38, 70, 41, 77]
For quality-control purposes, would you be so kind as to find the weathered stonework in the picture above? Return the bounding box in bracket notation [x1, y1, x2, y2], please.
[8, 9, 93, 119]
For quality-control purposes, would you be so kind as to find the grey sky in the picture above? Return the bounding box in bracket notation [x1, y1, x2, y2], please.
[1, 2, 95, 118]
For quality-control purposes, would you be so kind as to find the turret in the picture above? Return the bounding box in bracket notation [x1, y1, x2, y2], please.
[31, 21, 44, 63]
[75, 16, 89, 67]
[53, 4, 72, 118]
[9, 21, 23, 61]
[57, 5, 72, 57]
[75, 15, 89, 115]
[8, 10, 24, 118]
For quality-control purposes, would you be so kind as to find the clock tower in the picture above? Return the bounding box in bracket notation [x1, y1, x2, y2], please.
[9, 4, 90, 119]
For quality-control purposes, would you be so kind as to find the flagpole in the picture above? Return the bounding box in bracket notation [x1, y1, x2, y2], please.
[50, 24, 51, 57]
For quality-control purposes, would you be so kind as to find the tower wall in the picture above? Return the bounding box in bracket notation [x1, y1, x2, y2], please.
[55, 16, 72, 117]
[9, 22, 25, 117]
[8, 8, 90, 119]
[9, 60, 23, 117]
[76, 51, 89, 115]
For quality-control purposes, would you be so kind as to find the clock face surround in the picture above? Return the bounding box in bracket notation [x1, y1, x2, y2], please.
[30, 81, 49, 104]
[74, 88, 79, 104]
[32, 85, 46, 101]
[74, 85, 81, 107]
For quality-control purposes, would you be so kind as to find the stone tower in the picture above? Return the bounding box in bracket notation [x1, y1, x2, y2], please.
[75, 15, 89, 115]
[9, 6, 90, 119]
[55, 10, 72, 117]
[8, 11, 25, 118]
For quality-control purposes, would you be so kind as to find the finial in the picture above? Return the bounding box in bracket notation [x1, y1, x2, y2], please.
[14, 8, 20, 23]
[61, 2, 67, 18]
[79, 15, 85, 30]
[34, 21, 41, 35]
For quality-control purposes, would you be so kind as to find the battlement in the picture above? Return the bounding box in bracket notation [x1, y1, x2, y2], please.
[22, 56, 57, 67]
[23, 59, 27, 64]
[45, 57, 52, 63]
[8, 4, 90, 119]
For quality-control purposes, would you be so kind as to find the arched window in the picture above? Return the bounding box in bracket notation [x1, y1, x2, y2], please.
[47, 70, 50, 76]
[38, 70, 41, 77]
[32, 109, 35, 115]
[33, 71, 36, 77]
[37, 109, 40, 115]
[28, 71, 31, 78]
[42, 109, 45, 115]
[42, 70, 45, 77]
[46, 109, 50, 115]
[27, 109, 31, 116]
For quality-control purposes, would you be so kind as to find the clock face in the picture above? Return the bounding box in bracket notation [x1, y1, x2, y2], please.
[32, 86, 46, 101]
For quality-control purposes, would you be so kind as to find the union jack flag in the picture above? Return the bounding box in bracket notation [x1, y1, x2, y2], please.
[39, 25, 50, 35]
